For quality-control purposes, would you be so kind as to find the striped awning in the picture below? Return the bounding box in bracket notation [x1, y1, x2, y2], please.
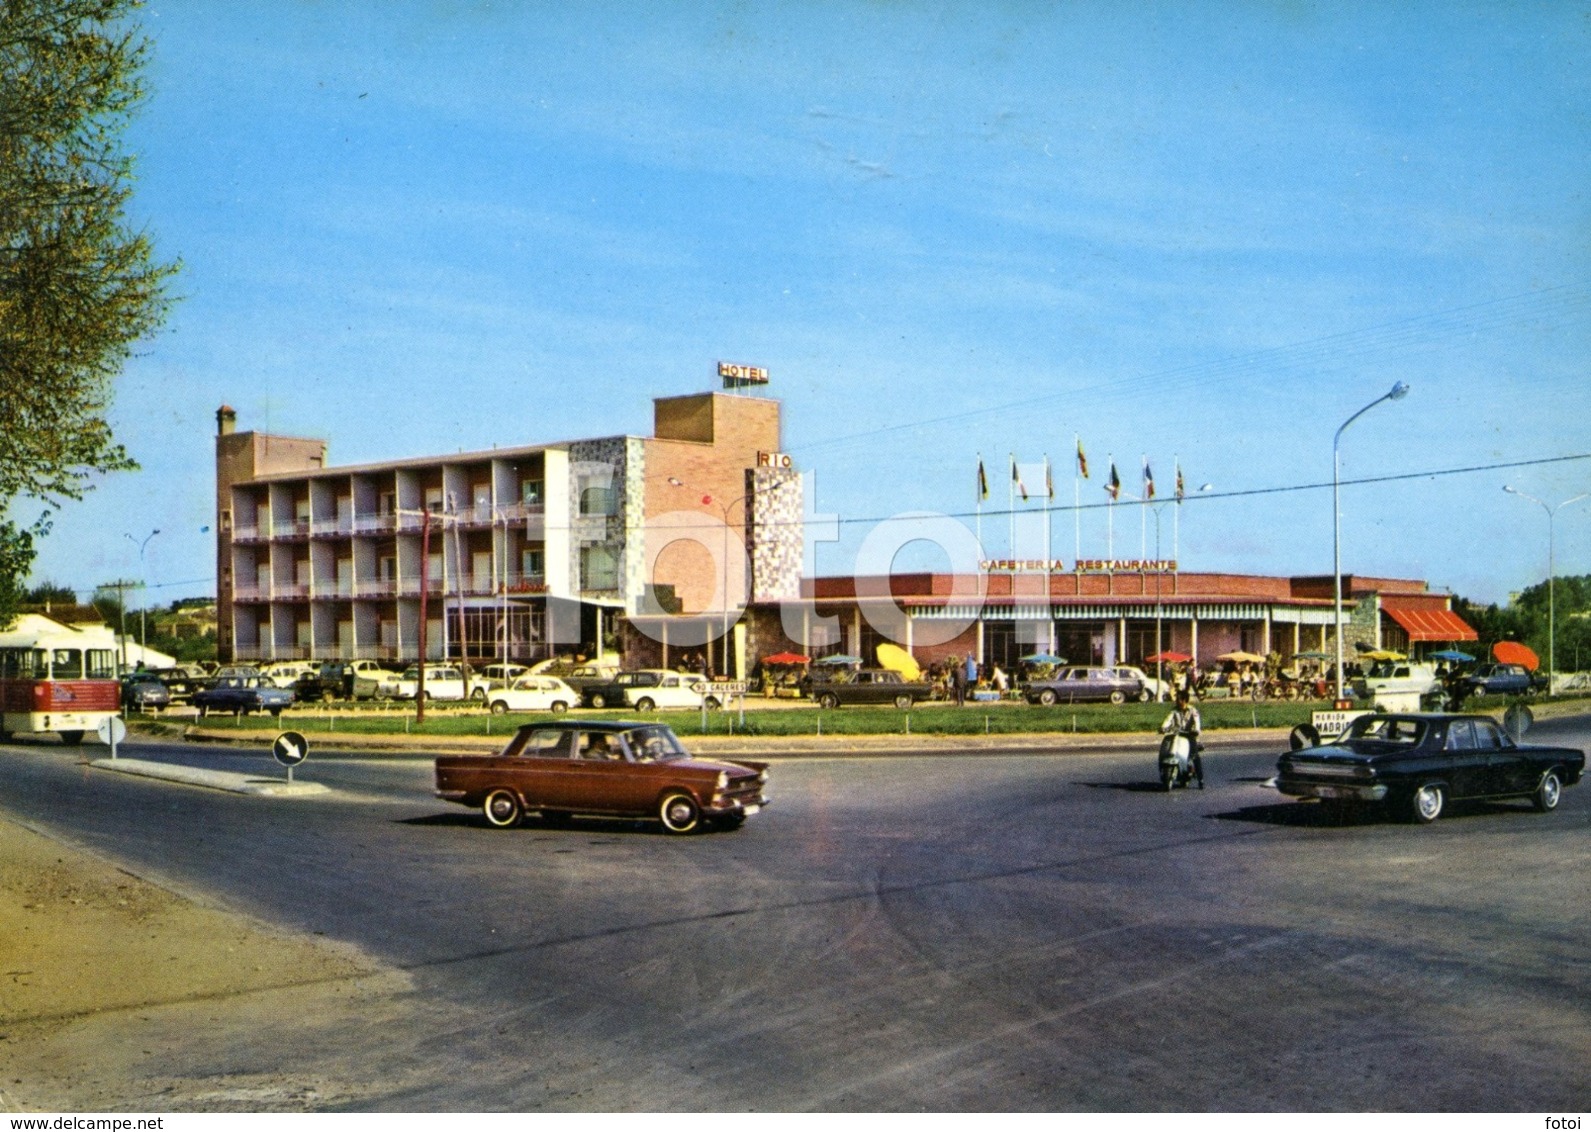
[1382, 603, 1477, 642]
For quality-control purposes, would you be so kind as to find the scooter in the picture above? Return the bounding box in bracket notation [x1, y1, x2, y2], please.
[1158, 730, 1204, 791]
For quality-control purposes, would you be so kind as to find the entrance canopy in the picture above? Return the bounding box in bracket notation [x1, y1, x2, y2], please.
[1382, 602, 1477, 642]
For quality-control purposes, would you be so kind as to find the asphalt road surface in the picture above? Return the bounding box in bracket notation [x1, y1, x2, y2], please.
[3, 718, 1588, 1111]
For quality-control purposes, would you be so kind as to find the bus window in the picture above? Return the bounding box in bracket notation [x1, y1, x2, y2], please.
[51, 649, 83, 679]
[86, 650, 117, 679]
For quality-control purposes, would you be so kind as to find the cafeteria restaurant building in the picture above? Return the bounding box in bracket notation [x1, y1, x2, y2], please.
[620, 564, 1480, 676]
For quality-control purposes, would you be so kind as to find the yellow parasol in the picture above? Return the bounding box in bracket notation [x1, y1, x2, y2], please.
[875, 643, 922, 682]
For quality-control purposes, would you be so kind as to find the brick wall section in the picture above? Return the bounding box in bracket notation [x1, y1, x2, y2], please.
[641, 393, 782, 615]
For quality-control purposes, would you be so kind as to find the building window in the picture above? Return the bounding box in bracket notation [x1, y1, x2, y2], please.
[521, 548, 545, 578]
[580, 544, 619, 591]
[520, 479, 543, 506]
[579, 483, 617, 516]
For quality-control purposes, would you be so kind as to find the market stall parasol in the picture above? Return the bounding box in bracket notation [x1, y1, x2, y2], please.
[1216, 651, 1265, 664]
[875, 643, 923, 682]
[813, 654, 863, 666]
[1145, 650, 1193, 664]
[761, 652, 810, 666]
[1430, 649, 1475, 663]
[1492, 641, 1539, 670]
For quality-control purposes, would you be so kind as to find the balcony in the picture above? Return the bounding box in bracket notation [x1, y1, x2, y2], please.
[272, 519, 311, 541]
[354, 580, 397, 598]
[352, 514, 397, 534]
[310, 518, 344, 538]
[231, 525, 264, 544]
[232, 585, 269, 602]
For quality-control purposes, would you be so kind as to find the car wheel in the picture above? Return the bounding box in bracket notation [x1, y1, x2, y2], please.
[658, 791, 701, 834]
[550, 701, 569, 714]
[1410, 783, 1445, 824]
[59, 730, 85, 746]
[894, 694, 913, 710]
[704, 696, 721, 710]
[470, 687, 486, 702]
[1138, 689, 1152, 703]
[269, 707, 282, 717]
[1471, 685, 1486, 698]
[417, 690, 430, 703]
[489, 700, 508, 715]
[1109, 690, 1125, 705]
[197, 704, 209, 718]
[634, 697, 656, 712]
[482, 789, 523, 829]
[1038, 689, 1057, 706]
[1533, 769, 1562, 813]
[819, 692, 840, 710]
[590, 693, 608, 709]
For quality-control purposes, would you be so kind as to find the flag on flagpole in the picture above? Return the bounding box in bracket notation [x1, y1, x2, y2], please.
[1143, 457, 1155, 500]
[1046, 457, 1054, 500]
[977, 458, 989, 500]
[1076, 438, 1089, 479]
[1011, 456, 1027, 501]
[1175, 462, 1185, 500]
[1107, 462, 1121, 501]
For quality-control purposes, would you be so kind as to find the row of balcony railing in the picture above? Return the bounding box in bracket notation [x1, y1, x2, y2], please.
[232, 574, 546, 602]
[231, 501, 546, 543]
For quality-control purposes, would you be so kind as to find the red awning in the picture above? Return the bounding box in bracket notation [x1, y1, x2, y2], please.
[1382, 603, 1478, 642]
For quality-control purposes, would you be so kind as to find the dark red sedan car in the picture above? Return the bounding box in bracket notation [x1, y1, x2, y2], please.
[435, 720, 768, 834]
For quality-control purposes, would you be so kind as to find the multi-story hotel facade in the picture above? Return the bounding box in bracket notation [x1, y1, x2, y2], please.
[214, 390, 803, 675]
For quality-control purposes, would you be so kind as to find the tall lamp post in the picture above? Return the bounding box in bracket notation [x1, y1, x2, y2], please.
[124, 529, 160, 665]
[1332, 382, 1410, 702]
[1502, 486, 1588, 693]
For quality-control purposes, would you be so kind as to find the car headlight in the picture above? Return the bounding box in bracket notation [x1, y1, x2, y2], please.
[716, 771, 729, 790]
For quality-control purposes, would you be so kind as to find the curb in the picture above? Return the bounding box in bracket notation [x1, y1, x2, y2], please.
[90, 757, 330, 796]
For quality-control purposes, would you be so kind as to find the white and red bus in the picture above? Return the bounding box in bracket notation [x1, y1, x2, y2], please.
[0, 620, 121, 744]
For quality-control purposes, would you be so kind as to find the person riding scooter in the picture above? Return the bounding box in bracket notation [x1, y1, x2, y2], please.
[1159, 690, 1204, 788]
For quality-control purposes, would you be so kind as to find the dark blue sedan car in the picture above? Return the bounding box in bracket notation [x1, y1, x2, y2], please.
[192, 675, 295, 717]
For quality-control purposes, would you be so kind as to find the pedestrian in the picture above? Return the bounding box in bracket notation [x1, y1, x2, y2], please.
[992, 664, 1009, 695]
[951, 654, 967, 706]
[964, 653, 979, 693]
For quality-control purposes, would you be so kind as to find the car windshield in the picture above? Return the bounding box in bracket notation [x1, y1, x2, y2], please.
[1344, 716, 1427, 745]
[624, 726, 688, 762]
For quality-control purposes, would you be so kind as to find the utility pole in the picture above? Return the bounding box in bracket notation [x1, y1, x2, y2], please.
[100, 579, 143, 672]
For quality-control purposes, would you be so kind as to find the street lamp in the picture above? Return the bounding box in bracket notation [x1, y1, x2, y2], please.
[1502, 486, 1589, 693]
[124, 529, 160, 665]
[1332, 381, 1410, 702]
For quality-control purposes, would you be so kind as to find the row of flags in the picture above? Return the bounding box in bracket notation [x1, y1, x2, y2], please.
[977, 447, 1189, 504]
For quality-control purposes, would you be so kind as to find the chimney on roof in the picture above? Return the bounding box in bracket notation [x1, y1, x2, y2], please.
[216, 405, 236, 436]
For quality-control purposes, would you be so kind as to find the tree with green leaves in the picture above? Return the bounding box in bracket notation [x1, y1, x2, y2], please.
[1, 0, 178, 627]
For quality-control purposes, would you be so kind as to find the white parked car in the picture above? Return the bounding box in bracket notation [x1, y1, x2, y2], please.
[347, 660, 402, 700]
[261, 660, 317, 689]
[384, 664, 491, 702]
[1115, 665, 1170, 702]
[1353, 661, 1443, 706]
[621, 669, 714, 712]
[484, 675, 578, 715]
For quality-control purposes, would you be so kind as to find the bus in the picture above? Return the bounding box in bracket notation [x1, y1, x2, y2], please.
[0, 620, 121, 744]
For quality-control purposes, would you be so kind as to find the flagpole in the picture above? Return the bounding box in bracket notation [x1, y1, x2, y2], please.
[1008, 452, 1016, 561]
[976, 452, 984, 559]
[1106, 452, 1114, 562]
[1073, 435, 1082, 563]
[1173, 453, 1180, 562]
[1044, 452, 1053, 578]
[1140, 455, 1148, 560]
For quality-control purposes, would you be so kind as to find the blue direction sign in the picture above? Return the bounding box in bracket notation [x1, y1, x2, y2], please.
[272, 731, 309, 767]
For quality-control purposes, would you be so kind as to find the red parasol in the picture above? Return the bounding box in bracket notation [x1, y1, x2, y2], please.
[761, 652, 811, 666]
[1491, 641, 1539, 671]
[1145, 651, 1193, 663]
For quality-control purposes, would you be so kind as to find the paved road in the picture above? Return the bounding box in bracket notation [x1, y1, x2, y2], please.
[3, 719, 1588, 1111]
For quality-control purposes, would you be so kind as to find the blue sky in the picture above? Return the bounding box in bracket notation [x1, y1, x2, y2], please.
[23, 1, 1591, 608]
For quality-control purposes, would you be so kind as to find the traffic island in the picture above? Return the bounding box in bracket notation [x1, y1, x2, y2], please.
[90, 757, 329, 796]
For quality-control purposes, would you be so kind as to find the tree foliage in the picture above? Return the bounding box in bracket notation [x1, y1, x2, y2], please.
[0, 521, 37, 628]
[1454, 574, 1591, 673]
[0, 0, 178, 507]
